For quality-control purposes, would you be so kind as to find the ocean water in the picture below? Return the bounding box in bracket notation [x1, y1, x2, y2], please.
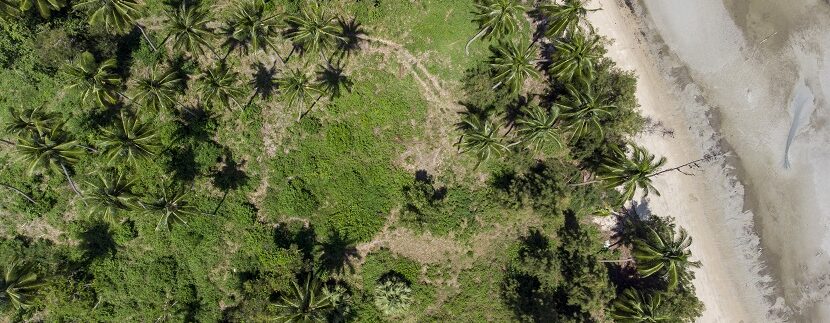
[641, 0, 830, 320]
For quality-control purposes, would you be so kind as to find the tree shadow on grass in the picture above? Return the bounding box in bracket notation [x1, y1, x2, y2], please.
[316, 230, 360, 275]
[78, 221, 118, 263]
[211, 149, 249, 214]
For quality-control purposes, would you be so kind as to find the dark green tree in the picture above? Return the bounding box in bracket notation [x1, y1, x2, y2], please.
[549, 32, 602, 85]
[515, 105, 563, 154]
[197, 64, 245, 110]
[539, 0, 596, 39]
[142, 183, 201, 231]
[6, 107, 59, 136]
[599, 144, 666, 202]
[83, 170, 137, 223]
[277, 68, 322, 121]
[74, 0, 143, 35]
[15, 124, 84, 195]
[65, 52, 121, 107]
[466, 0, 525, 55]
[611, 288, 671, 323]
[633, 226, 700, 289]
[455, 115, 508, 166]
[275, 273, 337, 322]
[163, 2, 216, 57]
[555, 84, 615, 141]
[134, 67, 181, 113]
[223, 0, 282, 57]
[285, 0, 341, 62]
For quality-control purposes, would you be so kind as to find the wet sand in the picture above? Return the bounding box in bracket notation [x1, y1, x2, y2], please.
[591, 0, 830, 321]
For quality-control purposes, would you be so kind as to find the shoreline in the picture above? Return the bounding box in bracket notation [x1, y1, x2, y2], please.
[587, 0, 773, 321]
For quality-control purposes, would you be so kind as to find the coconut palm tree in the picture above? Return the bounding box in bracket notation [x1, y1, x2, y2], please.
[65, 52, 121, 107]
[488, 40, 539, 95]
[275, 273, 337, 322]
[142, 183, 201, 231]
[133, 67, 182, 113]
[196, 64, 245, 110]
[633, 226, 700, 289]
[315, 63, 352, 100]
[549, 32, 602, 85]
[515, 105, 563, 154]
[466, 0, 525, 55]
[455, 115, 509, 166]
[6, 107, 59, 136]
[163, 2, 216, 57]
[74, 0, 143, 35]
[598, 144, 666, 202]
[610, 288, 671, 322]
[15, 124, 84, 196]
[278, 68, 322, 121]
[20, 0, 66, 18]
[555, 84, 615, 140]
[83, 170, 137, 223]
[1, 260, 48, 310]
[0, 0, 21, 19]
[99, 111, 159, 165]
[539, 0, 596, 39]
[373, 275, 412, 316]
[222, 0, 282, 57]
[285, 0, 341, 62]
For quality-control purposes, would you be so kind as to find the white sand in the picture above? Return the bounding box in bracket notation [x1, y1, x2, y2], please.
[587, 1, 774, 321]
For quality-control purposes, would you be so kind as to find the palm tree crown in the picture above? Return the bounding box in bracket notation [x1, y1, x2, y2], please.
[278, 68, 322, 120]
[6, 107, 59, 136]
[197, 64, 244, 110]
[99, 111, 159, 165]
[84, 170, 137, 223]
[549, 32, 602, 85]
[223, 0, 282, 56]
[515, 105, 563, 154]
[285, 1, 341, 60]
[555, 84, 615, 141]
[134, 67, 182, 113]
[611, 288, 671, 323]
[20, 0, 67, 18]
[488, 40, 539, 95]
[1, 0, 22, 19]
[539, 0, 594, 39]
[15, 124, 83, 177]
[466, 0, 525, 54]
[275, 273, 337, 322]
[65, 51, 122, 107]
[1, 260, 48, 310]
[455, 115, 508, 165]
[74, 0, 143, 35]
[598, 144, 666, 202]
[164, 2, 215, 56]
[633, 226, 700, 289]
[143, 184, 201, 231]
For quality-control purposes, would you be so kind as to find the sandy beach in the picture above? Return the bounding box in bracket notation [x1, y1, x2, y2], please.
[585, 0, 830, 321]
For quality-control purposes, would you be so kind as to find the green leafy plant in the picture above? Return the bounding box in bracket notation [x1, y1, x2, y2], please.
[539, 0, 596, 39]
[6, 107, 59, 136]
[65, 52, 121, 107]
[133, 67, 182, 113]
[611, 288, 671, 322]
[277, 68, 322, 121]
[197, 64, 244, 110]
[19, 0, 66, 18]
[549, 32, 602, 85]
[556, 84, 615, 141]
[163, 2, 215, 57]
[141, 183, 201, 231]
[515, 105, 563, 154]
[15, 124, 84, 195]
[598, 144, 666, 202]
[275, 273, 337, 322]
[223, 0, 282, 56]
[455, 115, 508, 166]
[633, 226, 699, 289]
[83, 170, 137, 223]
[285, 0, 341, 61]
[74, 0, 143, 35]
[0, 0, 21, 19]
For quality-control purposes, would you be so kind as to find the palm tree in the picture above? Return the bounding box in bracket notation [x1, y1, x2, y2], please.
[515, 105, 563, 154]
[555, 84, 615, 140]
[633, 226, 700, 289]
[549, 32, 602, 85]
[15, 124, 84, 196]
[223, 0, 282, 57]
[133, 67, 182, 113]
[373, 276, 412, 316]
[1, 260, 48, 310]
[278, 68, 322, 121]
[74, 0, 143, 35]
[83, 170, 137, 223]
[20, 0, 66, 18]
[539, 0, 596, 39]
[466, 0, 525, 55]
[285, 0, 341, 62]
[0, 0, 21, 19]
[197, 64, 244, 110]
[315, 63, 353, 100]
[6, 107, 59, 136]
[142, 183, 201, 231]
[275, 273, 337, 322]
[610, 288, 670, 323]
[65, 52, 121, 107]
[455, 115, 508, 166]
[599, 144, 666, 202]
[99, 111, 159, 165]
[163, 2, 216, 57]
[488, 40, 539, 95]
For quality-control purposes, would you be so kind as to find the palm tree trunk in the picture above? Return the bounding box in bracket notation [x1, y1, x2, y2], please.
[137, 24, 158, 52]
[0, 138, 15, 146]
[298, 94, 324, 121]
[60, 162, 82, 197]
[599, 257, 633, 263]
[571, 179, 602, 187]
[646, 151, 726, 178]
[465, 28, 489, 55]
[0, 183, 35, 203]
